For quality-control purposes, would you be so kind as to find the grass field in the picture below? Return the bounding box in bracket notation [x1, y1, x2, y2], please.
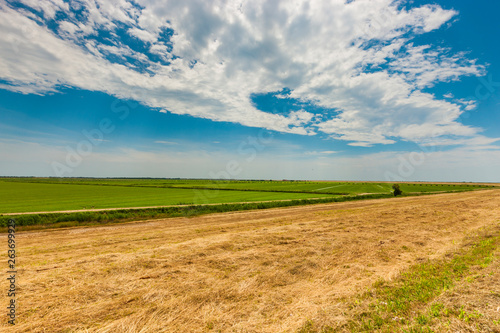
[1, 177, 492, 193]
[1, 190, 499, 332]
[0, 181, 334, 213]
[0, 178, 493, 214]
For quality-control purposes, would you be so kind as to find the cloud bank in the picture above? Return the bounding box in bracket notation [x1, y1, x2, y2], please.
[0, 0, 490, 147]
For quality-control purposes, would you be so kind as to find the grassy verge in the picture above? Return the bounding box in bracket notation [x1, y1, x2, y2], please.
[0, 193, 393, 231]
[351, 235, 498, 332]
[299, 226, 500, 332]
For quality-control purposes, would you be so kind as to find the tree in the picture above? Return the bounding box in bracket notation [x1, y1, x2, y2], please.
[392, 184, 402, 196]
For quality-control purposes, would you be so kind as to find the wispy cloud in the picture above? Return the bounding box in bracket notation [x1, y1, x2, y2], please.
[0, 0, 493, 148]
[154, 140, 179, 145]
[304, 150, 338, 156]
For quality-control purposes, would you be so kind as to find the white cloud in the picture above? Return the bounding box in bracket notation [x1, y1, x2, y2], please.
[389, 45, 483, 89]
[418, 135, 500, 148]
[304, 150, 338, 156]
[127, 27, 157, 44]
[0, 0, 495, 147]
[155, 140, 178, 145]
[455, 98, 478, 111]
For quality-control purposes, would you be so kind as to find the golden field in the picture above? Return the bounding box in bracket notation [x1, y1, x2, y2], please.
[1, 190, 499, 332]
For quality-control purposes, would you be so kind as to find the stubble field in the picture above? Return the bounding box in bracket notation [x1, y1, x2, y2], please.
[1, 189, 499, 332]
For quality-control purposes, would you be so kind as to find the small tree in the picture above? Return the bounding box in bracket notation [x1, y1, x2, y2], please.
[392, 184, 402, 196]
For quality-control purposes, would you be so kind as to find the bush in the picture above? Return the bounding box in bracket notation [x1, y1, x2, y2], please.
[392, 184, 403, 196]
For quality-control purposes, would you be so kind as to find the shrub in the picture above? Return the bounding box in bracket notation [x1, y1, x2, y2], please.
[392, 184, 403, 196]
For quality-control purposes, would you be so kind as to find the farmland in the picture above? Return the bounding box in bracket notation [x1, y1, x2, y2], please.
[0, 177, 493, 214]
[1, 190, 499, 332]
[0, 179, 334, 214]
[0, 178, 499, 332]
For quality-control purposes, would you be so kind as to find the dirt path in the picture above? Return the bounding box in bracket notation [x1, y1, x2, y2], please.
[1, 190, 500, 332]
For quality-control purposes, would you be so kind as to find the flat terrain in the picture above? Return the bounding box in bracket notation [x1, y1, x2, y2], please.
[1, 190, 499, 332]
[0, 181, 332, 213]
[0, 178, 492, 214]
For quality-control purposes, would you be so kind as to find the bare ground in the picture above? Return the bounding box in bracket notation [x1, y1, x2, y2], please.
[1, 190, 500, 332]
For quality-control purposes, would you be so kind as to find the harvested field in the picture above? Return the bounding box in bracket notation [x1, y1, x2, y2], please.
[1, 190, 500, 332]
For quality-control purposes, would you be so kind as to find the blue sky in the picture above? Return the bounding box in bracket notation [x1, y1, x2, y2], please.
[0, 0, 499, 181]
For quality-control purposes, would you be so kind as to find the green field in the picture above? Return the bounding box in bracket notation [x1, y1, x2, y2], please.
[0, 181, 336, 214]
[0, 178, 493, 214]
[164, 181, 487, 194]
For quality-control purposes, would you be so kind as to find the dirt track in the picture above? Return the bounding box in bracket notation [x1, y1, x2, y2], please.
[1, 190, 500, 332]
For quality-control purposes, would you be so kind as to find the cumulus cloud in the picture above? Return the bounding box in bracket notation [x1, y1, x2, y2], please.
[0, 0, 493, 146]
